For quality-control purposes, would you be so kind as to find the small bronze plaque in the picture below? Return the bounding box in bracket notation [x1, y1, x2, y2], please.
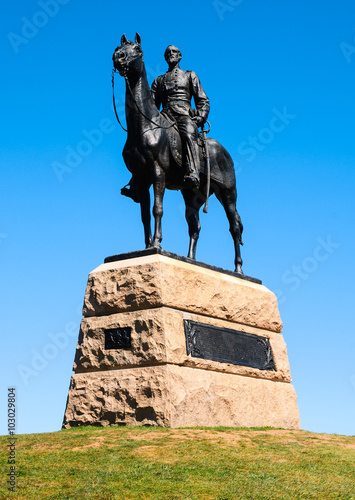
[184, 320, 275, 370]
[104, 327, 132, 350]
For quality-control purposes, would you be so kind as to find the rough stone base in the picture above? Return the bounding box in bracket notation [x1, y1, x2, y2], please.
[62, 252, 301, 430]
[63, 364, 300, 429]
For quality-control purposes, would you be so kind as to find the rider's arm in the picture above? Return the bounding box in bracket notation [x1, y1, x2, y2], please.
[189, 71, 210, 123]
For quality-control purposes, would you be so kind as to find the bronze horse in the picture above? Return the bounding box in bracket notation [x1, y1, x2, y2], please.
[113, 34, 243, 273]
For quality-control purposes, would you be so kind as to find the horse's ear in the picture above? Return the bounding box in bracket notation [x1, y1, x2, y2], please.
[121, 34, 128, 45]
[135, 32, 141, 46]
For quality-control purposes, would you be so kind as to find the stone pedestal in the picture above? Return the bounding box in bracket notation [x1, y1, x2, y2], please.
[62, 250, 300, 429]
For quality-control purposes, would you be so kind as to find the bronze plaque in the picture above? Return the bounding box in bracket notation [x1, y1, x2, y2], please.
[184, 320, 275, 370]
[105, 327, 131, 349]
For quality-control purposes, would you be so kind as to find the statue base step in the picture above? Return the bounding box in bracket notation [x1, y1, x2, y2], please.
[62, 251, 300, 429]
[64, 365, 299, 428]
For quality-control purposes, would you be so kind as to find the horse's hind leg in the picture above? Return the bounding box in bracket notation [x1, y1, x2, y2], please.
[217, 187, 244, 274]
[182, 189, 205, 259]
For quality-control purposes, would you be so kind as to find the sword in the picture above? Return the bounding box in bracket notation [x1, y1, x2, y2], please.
[201, 121, 211, 214]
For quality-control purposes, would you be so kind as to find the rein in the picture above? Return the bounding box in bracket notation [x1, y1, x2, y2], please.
[124, 76, 176, 130]
[111, 69, 127, 132]
[111, 68, 175, 132]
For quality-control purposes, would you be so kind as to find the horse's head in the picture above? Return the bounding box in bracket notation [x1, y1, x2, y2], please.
[112, 33, 143, 77]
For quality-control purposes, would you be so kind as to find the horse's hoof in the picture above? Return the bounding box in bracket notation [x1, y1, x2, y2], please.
[234, 266, 244, 275]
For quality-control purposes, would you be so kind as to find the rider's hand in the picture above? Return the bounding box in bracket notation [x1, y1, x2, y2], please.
[193, 116, 204, 127]
[189, 108, 204, 127]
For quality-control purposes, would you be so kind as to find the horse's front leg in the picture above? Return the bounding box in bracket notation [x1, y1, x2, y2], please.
[181, 188, 204, 260]
[135, 180, 152, 248]
[152, 166, 165, 249]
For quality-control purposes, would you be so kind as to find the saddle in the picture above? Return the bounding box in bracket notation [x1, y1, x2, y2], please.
[164, 113, 207, 169]
[168, 130, 224, 186]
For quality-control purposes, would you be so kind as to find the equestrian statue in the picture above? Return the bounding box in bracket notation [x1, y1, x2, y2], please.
[112, 33, 244, 274]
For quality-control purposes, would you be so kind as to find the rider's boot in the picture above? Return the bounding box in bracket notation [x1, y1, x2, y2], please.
[184, 172, 200, 188]
[183, 140, 200, 188]
[121, 179, 139, 203]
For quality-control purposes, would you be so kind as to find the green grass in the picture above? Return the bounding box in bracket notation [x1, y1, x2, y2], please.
[1, 426, 354, 499]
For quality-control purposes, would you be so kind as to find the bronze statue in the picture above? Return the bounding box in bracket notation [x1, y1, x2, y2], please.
[112, 33, 243, 274]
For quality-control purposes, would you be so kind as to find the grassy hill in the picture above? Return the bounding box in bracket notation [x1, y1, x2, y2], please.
[0, 426, 354, 500]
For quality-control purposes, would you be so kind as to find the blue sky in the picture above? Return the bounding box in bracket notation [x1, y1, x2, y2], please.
[1, 0, 354, 436]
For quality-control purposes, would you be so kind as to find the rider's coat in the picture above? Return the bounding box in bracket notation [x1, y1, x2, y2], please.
[151, 68, 210, 121]
[151, 68, 210, 181]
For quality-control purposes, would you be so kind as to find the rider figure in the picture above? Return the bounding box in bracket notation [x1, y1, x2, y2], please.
[122, 44, 210, 200]
[152, 45, 210, 188]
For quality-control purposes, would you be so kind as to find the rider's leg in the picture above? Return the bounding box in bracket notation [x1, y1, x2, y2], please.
[177, 116, 200, 187]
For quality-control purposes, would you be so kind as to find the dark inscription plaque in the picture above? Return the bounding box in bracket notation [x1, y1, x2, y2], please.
[105, 327, 132, 350]
[184, 321, 275, 371]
